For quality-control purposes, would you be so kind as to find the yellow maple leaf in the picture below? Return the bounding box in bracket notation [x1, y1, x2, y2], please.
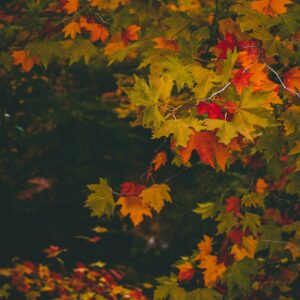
[231, 235, 257, 261]
[11, 50, 39, 72]
[63, 21, 81, 39]
[38, 265, 50, 280]
[117, 195, 152, 226]
[152, 151, 167, 171]
[251, 0, 292, 17]
[63, 0, 79, 14]
[140, 183, 172, 213]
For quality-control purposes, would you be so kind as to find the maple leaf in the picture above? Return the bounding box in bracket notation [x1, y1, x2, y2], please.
[85, 23, 109, 43]
[225, 196, 241, 215]
[122, 25, 141, 44]
[215, 32, 239, 59]
[230, 235, 258, 261]
[195, 235, 213, 261]
[104, 32, 126, 56]
[117, 182, 151, 225]
[11, 50, 39, 72]
[85, 178, 115, 219]
[63, 21, 81, 39]
[232, 69, 251, 95]
[255, 178, 268, 194]
[153, 118, 204, 147]
[203, 262, 226, 288]
[152, 151, 167, 171]
[228, 228, 244, 245]
[43, 245, 66, 258]
[88, 0, 128, 10]
[197, 102, 224, 119]
[284, 66, 300, 91]
[193, 202, 216, 220]
[242, 212, 261, 236]
[251, 0, 292, 17]
[176, 262, 195, 282]
[63, 0, 79, 14]
[140, 183, 171, 213]
[153, 37, 180, 52]
[180, 131, 231, 171]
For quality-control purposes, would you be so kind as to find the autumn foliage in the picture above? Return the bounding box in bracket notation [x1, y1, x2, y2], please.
[1, 0, 300, 299]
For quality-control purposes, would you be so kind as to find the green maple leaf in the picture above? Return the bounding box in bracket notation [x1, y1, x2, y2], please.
[0, 284, 10, 299]
[27, 41, 63, 68]
[125, 75, 160, 106]
[62, 39, 98, 65]
[214, 49, 238, 85]
[152, 118, 204, 147]
[189, 64, 215, 99]
[154, 276, 186, 300]
[216, 211, 237, 235]
[241, 212, 261, 236]
[232, 86, 274, 140]
[257, 223, 283, 256]
[204, 119, 238, 145]
[185, 289, 222, 300]
[225, 259, 258, 296]
[156, 56, 194, 91]
[193, 202, 216, 220]
[85, 178, 115, 218]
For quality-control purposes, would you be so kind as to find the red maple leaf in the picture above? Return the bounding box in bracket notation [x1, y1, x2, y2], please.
[216, 32, 239, 59]
[232, 69, 252, 95]
[228, 228, 244, 245]
[225, 196, 241, 215]
[197, 102, 225, 119]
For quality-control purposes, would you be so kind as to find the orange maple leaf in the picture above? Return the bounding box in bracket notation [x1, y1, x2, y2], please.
[153, 37, 180, 52]
[117, 182, 151, 225]
[63, 0, 79, 14]
[122, 25, 141, 44]
[85, 22, 109, 42]
[152, 151, 167, 171]
[284, 66, 300, 91]
[12, 50, 39, 72]
[63, 21, 81, 39]
[176, 262, 195, 282]
[251, 0, 292, 17]
[255, 178, 268, 194]
[104, 33, 126, 56]
[195, 235, 213, 261]
[180, 131, 231, 171]
[231, 235, 257, 261]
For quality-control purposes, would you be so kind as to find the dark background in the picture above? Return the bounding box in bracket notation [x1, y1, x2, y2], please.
[0, 62, 234, 285]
